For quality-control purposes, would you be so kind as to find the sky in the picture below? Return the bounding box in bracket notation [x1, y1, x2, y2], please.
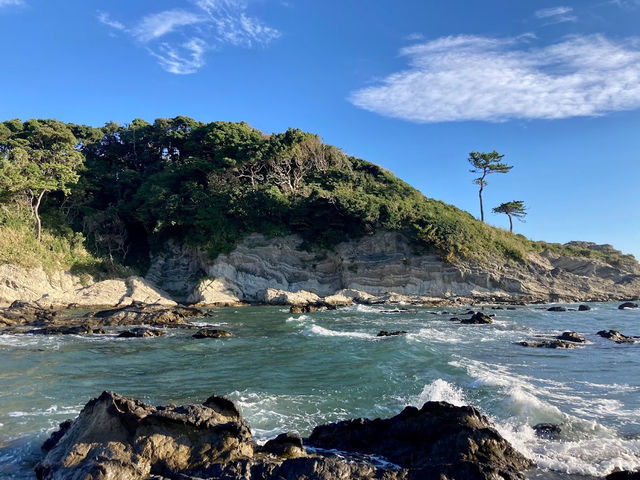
[1, 0, 639, 259]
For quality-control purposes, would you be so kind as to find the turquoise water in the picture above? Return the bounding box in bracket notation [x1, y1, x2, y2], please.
[1, 303, 639, 478]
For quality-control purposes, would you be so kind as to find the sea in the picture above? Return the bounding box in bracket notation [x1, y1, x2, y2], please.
[0, 302, 639, 479]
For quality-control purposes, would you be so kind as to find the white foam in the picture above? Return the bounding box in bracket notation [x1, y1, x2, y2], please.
[413, 379, 467, 407]
[304, 324, 376, 340]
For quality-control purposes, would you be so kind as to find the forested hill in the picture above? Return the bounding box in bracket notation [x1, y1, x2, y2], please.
[0, 117, 635, 275]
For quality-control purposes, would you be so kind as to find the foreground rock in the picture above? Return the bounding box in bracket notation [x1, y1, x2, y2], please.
[36, 392, 532, 480]
[460, 312, 494, 324]
[307, 401, 533, 480]
[87, 302, 202, 328]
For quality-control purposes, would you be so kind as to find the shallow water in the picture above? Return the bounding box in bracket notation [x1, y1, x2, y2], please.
[0, 302, 639, 478]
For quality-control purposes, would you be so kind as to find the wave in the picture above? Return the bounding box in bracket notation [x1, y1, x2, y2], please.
[412, 379, 467, 407]
[303, 324, 376, 340]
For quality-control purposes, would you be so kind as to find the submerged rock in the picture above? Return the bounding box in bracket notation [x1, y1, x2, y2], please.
[557, 331, 586, 343]
[533, 423, 561, 440]
[117, 327, 164, 338]
[618, 302, 638, 310]
[547, 306, 567, 312]
[460, 312, 493, 324]
[27, 324, 96, 335]
[597, 330, 638, 344]
[578, 304, 591, 311]
[518, 340, 578, 349]
[36, 393, 532, 480]
[193, 328, 233, 339]
[377, 330, 408, 337]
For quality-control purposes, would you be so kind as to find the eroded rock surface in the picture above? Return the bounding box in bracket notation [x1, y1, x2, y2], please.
[36, 393, 533, 480]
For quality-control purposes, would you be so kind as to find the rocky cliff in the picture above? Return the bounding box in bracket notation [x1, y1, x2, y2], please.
[1, 231, 638, 307]
[146, 231, 640, 305]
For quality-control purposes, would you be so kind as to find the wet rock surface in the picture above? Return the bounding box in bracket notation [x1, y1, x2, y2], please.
[518, 340, 578, 349]
[36, 393, 533, 480]
[556, 331, 586, 343]
[460, 312, 494, 324]
[377, 330, 408, 337]
[597, 330, 639, 344]
[193, 328, 233, 339]
[618, 302, 638, 310]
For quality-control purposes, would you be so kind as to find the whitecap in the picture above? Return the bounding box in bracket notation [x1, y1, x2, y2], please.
[303, 324, 376, 340]
[413, 379, 467, 407]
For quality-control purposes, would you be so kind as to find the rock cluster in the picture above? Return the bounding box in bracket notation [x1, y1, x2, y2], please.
[36, 392, 533, 480]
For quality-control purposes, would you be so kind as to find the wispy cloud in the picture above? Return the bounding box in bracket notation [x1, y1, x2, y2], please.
[0, 0, 25, 7]
[97, 11, 126, 31]
[350, 34, 640, 123]
[98, 0, 280, 74]
[405, 33, 425, 42]
[534, 6, 577, 23]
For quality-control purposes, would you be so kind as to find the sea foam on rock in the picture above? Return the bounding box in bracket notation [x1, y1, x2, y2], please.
[36, 392, 533, 480]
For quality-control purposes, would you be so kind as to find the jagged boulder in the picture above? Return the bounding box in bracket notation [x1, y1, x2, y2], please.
[118, 327, 164, 338]
[307, 401, 533, 479]
[87, 303, 196, 328]
[35, 391, 254, 480]
[36, 394, 532, 480]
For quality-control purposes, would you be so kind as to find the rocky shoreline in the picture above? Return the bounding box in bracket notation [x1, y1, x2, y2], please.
[2, 232, 639, 309]
[35, 391, 533, 480]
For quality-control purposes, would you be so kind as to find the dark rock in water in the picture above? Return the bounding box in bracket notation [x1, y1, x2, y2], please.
[193, 328, 233, 339]
[307, 401, 533, 479]
[518, 340, 577, 349]
[533, 423, 561, 440]
[557, 331, 586, 343]
[461, 312, 493, 324]
[619, 302, 639, 310]
[491, 306, 504, 310]
[262, 432, 305, 457]
[41, 420, 73, 452]
[27, 324, 94, 335]
[88, 303, 195, 328]
[607, 470, 640, 480]
[449, 317, 462, 322]
[578, 304, 591, 311]
[290, 304, 320, 314]
[597, 330, 638, 344]
[507, 307, 517, 310]
[117, 327, 164, 338]
[377, 330, 408, 337]
[36, 393, 531, 480]
[547, 306, 567, 312]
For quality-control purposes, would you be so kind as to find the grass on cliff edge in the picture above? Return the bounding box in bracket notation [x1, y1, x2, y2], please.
[0, 205, 134, 279]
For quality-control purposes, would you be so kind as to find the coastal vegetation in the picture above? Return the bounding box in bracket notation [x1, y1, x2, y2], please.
[492, 201, 527, 233]
[0, 116, 635, 275]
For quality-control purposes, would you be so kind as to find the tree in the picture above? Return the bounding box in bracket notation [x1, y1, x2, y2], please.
[492, 200, 526, 233]
[468, 151, 512, 222]
[0, 120, 84, 241]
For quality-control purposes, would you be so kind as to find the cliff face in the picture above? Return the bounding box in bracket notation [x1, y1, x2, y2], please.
[146, 232, 640, 305]
[1, 231, 637, 307]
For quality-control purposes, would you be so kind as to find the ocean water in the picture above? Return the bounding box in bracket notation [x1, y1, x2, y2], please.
[0, 302, 639, 478]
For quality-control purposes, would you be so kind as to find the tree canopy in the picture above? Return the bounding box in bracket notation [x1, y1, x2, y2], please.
[468, 151, 513, 223]
[0, 119, 83, 241]
[492, 201, 526, 233]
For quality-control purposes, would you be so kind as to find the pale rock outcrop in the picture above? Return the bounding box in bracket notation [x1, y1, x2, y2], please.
[262, 288, 322, 306]
[0, 263, 176, 307]
[147, 231, 640, 304]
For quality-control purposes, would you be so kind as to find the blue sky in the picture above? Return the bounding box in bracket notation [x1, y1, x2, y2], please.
[1, 0, 639, 259]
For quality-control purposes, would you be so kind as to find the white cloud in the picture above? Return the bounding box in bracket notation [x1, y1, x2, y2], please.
[98, 1, 280, 74]
[405, 33, 425, 42]
[150, 38, 207, 74]
[0, 0, 25, 7]
[349, 34, 640, 123]
[534, 6, 577, 23]
[97, 11, 126, 31]
[133, 9, 204, 42]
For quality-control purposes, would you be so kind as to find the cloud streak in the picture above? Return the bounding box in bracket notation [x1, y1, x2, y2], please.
[98, 0, 279, 74]
[534, 6, 577, 23]
[0, 0, 25, 7]
[350, 34, 640, 123]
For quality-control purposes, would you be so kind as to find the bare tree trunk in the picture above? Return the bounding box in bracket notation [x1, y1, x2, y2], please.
[34, 190, 45, 242]
[478, 185, 484, 223]
[508, 214, 513, 233]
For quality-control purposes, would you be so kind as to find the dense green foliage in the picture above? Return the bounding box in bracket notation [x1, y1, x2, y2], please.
[0, 116, 635, 274]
